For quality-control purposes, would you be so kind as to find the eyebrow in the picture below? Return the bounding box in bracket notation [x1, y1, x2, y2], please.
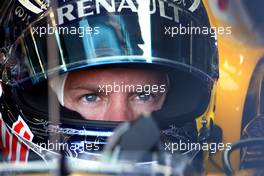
[69, 84, 101, 91]
[69, 83, 168, 93]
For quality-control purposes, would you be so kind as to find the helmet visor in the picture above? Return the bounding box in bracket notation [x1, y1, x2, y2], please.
[4, 0, 218, 88]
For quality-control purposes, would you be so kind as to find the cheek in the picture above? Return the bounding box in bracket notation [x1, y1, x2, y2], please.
[64, 97, 107, 120]
[130, 94, 167, 115]
[156, 93, 167, 108]
[130, 102, 161, 116]
[78, 108, 104, 120]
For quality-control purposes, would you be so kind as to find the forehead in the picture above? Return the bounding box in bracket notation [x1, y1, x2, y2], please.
[66, 67, 167, 85]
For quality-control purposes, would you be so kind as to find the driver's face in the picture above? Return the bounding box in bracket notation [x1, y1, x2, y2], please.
[64, 67, 168, 121]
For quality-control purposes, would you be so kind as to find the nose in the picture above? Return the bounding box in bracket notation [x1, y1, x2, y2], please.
[104, 94, 134, 121]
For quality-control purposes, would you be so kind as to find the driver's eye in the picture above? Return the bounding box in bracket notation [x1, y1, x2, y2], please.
[82, 94, 100, 103]
[135, 93, 154, 102]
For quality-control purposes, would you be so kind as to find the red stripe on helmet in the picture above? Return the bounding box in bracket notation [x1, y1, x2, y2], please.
[11, 121, 24, 161]
[20, 131, 31, 161]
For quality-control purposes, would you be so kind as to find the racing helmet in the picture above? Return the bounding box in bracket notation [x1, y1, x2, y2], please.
[209, 0, 264, 46]
[0, 0, 219, 163]
[0, 0, 48, 48]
